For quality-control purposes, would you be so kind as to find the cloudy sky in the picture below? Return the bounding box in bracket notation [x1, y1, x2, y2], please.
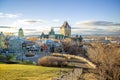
[0, 0, 120, 35]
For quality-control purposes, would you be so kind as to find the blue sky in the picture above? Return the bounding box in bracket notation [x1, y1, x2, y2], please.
[0, 0, 120, 35]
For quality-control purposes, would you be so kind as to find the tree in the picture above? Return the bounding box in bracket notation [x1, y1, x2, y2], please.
[79, 35, 83, 42]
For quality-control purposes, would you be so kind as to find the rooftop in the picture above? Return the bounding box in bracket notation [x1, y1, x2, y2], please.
[61, 21, 71, 28]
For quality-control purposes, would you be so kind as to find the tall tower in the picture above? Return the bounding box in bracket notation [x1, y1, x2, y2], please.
[0, 32, 5, 49]
[49, 28, 55, 35]
[49, 28, 55, 39]
[60, 21, 71, 37]
[18, 28, 24, 38]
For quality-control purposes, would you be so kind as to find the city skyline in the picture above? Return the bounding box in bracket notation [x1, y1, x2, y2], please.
[0, 0, 120, 36]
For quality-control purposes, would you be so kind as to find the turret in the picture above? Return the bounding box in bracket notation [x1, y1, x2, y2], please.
[18, 28, 24, 38]
[60, 21, 71, 37]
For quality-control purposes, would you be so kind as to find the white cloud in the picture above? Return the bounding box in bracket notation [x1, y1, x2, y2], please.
[0, 12, 21, 18]
[24, 19, 46, 24]
[75, 20, 120, 35]
[0, 26, 17, 33]
[106, 27, 120, 32]
[74, 25, 96, 31]
[76, 20, 120, 26]
[12, 19, 47, 26]
[52, 19, 60, 22]
[10, 19, 51, 35]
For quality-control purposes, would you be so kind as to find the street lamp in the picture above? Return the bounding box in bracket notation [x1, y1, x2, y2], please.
[22, 42, 26, 62]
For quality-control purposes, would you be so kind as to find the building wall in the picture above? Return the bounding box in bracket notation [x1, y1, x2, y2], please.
[0, 33, 5, 49]
[65, 28, 71, 37]
[18, 29, 24, 38]
[49, 35, 55, 39]
[60, 27, 71, 37]
[60, 27, 65, 35]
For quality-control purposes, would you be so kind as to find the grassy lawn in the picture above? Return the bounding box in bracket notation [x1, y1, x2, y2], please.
[0, 64, 67, 80]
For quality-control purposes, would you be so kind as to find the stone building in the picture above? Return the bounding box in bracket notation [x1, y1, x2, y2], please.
[18, 28, 24, 38]
[0, 32, 5, 49]
[49, 28, 55, 39]
[40, 21, 71, 40]
[60, 21, 71, 37]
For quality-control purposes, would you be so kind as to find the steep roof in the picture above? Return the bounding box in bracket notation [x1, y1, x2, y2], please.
[19, 28, 23, 31]
[61, 21, 71, 28]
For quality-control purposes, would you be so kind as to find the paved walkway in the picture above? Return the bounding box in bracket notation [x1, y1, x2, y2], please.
[23, 52, 51, 63]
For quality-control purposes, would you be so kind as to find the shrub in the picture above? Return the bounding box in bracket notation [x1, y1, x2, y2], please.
[62, 42, 87, 57]
[38, 56, 68, 67]
[0, 54, 15, 63]
[86, 42, 120, 80]
[0, 55, 7, 62]
[6, 54, 14, 61]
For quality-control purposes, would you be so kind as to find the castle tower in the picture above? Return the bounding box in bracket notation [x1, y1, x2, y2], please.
[0, 32, 5, 49]
[18, 28, 24, 38]
[49, 28, 55, 35]
[60, 21, 71, 37]
[49, 28, 55, 39]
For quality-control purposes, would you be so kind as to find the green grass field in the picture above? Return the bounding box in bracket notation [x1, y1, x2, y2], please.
[0, 64, 67, 80]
